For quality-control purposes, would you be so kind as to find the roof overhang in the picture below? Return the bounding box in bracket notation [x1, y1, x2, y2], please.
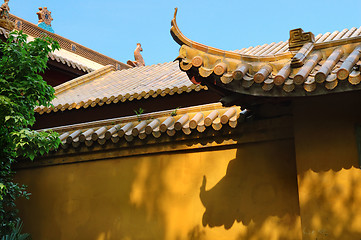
[170, 8, 361, 107]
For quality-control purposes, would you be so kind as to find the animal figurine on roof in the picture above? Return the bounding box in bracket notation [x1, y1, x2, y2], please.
[36, 7, 54, 33]
[37, 7, 53, 26]
[0, 0, 9, 20]
[127, 43, 145, 67]
[0, 0, 14, 30]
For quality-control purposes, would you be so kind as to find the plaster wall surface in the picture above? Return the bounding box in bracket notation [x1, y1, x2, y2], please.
[16, 139, 300, 240]
[293, 91, 361, 239]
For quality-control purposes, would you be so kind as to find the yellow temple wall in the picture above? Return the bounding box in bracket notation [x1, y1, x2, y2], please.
[15, 139, 301, 240]
[293, 92, 361, 239]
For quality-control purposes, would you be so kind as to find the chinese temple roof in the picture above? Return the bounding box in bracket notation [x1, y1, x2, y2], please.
[171, 8, 361, 106]
[0, 26, 100, 73]
[16, 102, 259, 168]
[35, 61, 207, 114]
[5, 14, 130, 71]
[49, 103, 241, 148]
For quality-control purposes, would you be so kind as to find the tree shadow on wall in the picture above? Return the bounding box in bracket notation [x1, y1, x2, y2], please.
[199, 140, 300, 231]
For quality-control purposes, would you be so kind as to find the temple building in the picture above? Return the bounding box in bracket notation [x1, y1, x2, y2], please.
[171, 8, 361, 239]
[4, 11, 130, 87]
[3, 4, 361, 240]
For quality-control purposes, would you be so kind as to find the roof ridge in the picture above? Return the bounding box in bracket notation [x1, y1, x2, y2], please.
[54, 65, 115, 95]
[119, 61, 176, 72]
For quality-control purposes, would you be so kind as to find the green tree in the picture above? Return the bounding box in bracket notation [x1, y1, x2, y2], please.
[0, 30, 61, 236]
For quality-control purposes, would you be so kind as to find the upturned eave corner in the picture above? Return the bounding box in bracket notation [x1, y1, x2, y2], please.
[170, 7, 189, 47]
[170, 8, 242, 59]
[170, 9, 361, 103]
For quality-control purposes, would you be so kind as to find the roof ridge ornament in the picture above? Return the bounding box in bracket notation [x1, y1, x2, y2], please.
[127, 43, 145, 67]
[289, 28, 315, 50]
[36, 7, 54, 33]
[0, 0, 14, 30]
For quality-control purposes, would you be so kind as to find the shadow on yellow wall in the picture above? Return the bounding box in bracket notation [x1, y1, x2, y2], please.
[17, 139, 302, 240]
[292, 92, 361, 239]
[199, 140, 301, 239]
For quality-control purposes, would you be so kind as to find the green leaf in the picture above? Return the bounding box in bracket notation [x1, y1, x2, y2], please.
[0, 30, 60, 236]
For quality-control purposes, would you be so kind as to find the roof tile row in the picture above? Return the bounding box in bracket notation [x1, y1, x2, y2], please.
[178, 42, 361, 96]
[52, 103, 243, 148]
[232, 27, 361, 56]
[48, 52, 93, 73]
[171, 10, 361, 96]
[35, 62, 207, 114]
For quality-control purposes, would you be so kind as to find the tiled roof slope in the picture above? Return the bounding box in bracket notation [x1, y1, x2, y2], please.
[48, 49, 104, 72]
[231, 27, 361, 56]
[171, 8, 361, 97]
[49, 103, 243, 148]
[35, 62, 207, 114]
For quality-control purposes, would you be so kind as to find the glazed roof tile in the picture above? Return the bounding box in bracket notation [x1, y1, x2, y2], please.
[35, 61, 207, 114]
[48, 49, 103, 72]
[46, 103, 243, 148]
[231, 27, 361, 56]
[170, 9, 361, 98]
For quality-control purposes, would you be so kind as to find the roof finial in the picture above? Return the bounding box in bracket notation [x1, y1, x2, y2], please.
[289, 28, 315, 50]
[127, 43, 145, 67]
[36, 7, 54, 33]
[0, 0, 14, 30]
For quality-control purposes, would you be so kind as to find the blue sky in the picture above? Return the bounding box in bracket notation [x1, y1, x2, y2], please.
[10, 0, 361, 66]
